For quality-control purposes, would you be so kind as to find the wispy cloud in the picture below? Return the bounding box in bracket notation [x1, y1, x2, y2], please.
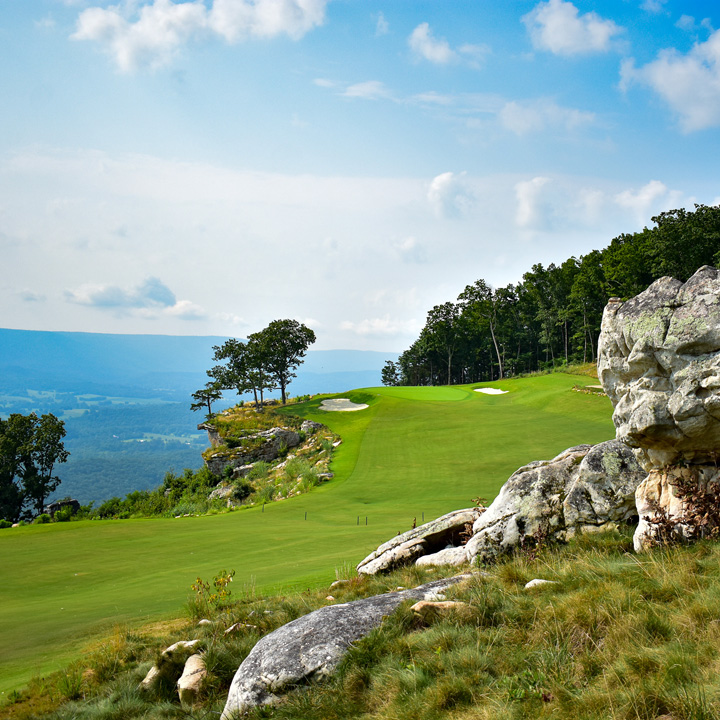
[72, 0, 329, 72]
[620, 29, 720, 132]
[499, 98, 596, 135]
[374, 11, 388, 37]
[522, 0, 623, 56]
[342, 80, 391, 100]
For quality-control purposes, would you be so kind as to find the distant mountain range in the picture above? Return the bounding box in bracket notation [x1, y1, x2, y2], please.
[0, 328, 397, 504]
[0, 328, 397, 398]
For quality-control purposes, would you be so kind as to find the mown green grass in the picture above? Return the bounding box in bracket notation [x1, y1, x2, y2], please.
[0, 373, 612, 694]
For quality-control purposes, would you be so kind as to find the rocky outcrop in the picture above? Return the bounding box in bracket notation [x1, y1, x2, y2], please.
[204, 428, 301, 476]
[465, 440, 644, 564]
[220, 575, 472, 719]
[356, 508, 484, 575]
[358, 440, 644, 572]
[598, 266, 720, 550]
[598, 266, 720, 469]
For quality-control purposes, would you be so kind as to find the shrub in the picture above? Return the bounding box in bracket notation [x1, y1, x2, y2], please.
[55, 506, 73, 522]
[34, 514, 51, 524]
[0, 519, 12, 529]
[233, 479, 254, 501]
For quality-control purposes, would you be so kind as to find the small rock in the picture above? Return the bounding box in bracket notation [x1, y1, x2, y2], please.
[225, 622, 258, 635]
[325, 595, 335, 601]
[410, 600, 473, 623]
[524, 579, 559, 590]
[329, 579, 349, 589]
[177, 654, 207, 707]
[197, 619, 214, 627]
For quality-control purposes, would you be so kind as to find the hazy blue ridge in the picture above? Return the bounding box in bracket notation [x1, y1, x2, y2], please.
[0, 328, 398, 505]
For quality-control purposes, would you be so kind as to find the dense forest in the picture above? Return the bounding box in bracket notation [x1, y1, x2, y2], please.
[386, 205, 720, 386]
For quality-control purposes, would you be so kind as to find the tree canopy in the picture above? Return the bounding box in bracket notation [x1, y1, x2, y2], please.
[200, 319, 316, 409]
[394, 204, 720, 386]
[0, 412, 69, 522]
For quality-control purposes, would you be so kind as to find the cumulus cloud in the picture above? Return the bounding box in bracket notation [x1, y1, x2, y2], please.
[65, 276, 177, 308]
[522, 0, 623, 55]
[408, 22, 456, 64]
[499, 98, 595, 135]
[427, 172, 475, 219]
[515, 177, 550, 228]
[64, 276, 206, 319]
[408, 22, 489, 68]
[614, 180, 683, 223]
[72, 0, 329, 72]
[620, 30, 720, 132]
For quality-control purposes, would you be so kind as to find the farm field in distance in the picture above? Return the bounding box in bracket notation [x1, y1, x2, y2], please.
[0, 373, 614, 694]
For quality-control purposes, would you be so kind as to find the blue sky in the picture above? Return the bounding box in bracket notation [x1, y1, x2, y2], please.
[1, 0, 720, 351]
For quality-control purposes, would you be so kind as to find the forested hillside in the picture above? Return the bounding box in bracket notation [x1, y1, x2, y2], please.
[391, 205, 720, 385]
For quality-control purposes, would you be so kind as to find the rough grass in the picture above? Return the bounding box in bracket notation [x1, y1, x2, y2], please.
[8, 531, 720, 720]
[0, 373, 612, 694]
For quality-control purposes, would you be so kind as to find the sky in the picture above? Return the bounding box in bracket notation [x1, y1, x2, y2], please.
[1, 0, 720, 352]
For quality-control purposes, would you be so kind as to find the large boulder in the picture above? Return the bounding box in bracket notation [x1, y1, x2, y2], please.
[356, 508, 484, 575]
[598, 266, 720, 549]
[598, 266, 720, 469]
[464, 440, 645, 564]
[220, 576, 471, 719]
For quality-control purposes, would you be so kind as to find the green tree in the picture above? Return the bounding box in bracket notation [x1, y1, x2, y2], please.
[190, 381, 224, 418]
[0, 413, 68, 521]
[258, 319, 316, 404]
[381, 360, 400, 386]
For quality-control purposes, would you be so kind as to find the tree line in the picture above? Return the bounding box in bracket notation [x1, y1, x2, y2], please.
[0, 412, 68, 523]
[384, 205, 720, 386]
[192, 319, 316, 415]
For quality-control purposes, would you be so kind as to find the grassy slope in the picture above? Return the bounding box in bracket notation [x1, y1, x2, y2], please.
[0, 373, 613, 694]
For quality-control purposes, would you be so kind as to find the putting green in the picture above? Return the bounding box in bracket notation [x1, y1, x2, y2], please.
[0, 373, 613, 693]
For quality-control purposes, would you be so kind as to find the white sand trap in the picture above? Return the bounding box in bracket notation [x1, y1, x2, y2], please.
[474, 388, 508, 395]
[320, 398, 369, 412]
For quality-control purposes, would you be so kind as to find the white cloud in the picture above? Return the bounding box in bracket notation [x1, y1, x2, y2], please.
[515, 177, 550, 227]
[342, 80, 391, 100]
[394, 236, 426, 264]
[72, 0, 329, 72]
[522, 0, 622, 56]
[65, 276, 177, 308]
[621, 30, 720, 132]
[163, 299, 205, 319]
[641, 0, 667, 14]
[499, 98, 595, 135]
[458, 43, 491, 69]
[17, 290, 47, 303]
[374, 11, 388, 37]
[208, 0, 327, 42]
[427, 172, 474, 219]
[614, 180, 682, 223]
[409, 22, 457, 64]
[340, 316, 418, 337]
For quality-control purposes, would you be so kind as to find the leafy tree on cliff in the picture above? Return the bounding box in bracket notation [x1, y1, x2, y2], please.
[257, 319, 316, 404]
[190, 381, 224, 418]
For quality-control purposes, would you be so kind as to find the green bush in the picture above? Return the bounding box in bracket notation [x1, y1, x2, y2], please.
[0, 519, 12, 529]
[55, 506, 73, 522]
[34, 514, 51, 525]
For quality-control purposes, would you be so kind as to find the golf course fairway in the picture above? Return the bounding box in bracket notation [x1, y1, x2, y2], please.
[0, 373, 614, 693]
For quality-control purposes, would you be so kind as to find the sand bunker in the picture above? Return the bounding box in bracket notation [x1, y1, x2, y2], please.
[320, 398, 369, 412]
[474, 388, 508, 395]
